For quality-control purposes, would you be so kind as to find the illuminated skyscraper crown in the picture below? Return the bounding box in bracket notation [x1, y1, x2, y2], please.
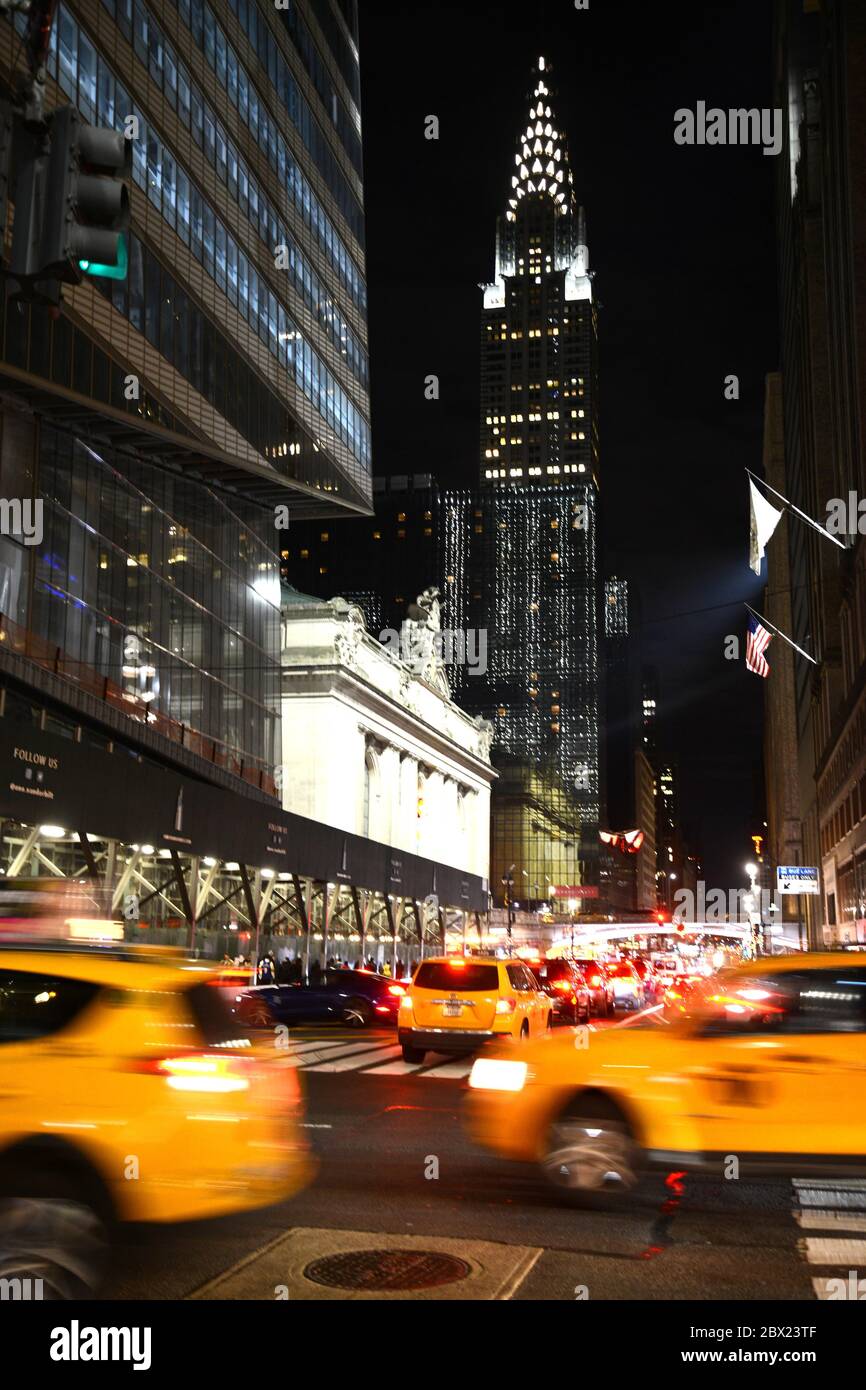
[507, 55, 575, 221]
[483, 56, 591, 309]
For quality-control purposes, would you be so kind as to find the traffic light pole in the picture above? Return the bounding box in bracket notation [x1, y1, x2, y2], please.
[1, 0, 57, 120]
[1, 1, 129, 301]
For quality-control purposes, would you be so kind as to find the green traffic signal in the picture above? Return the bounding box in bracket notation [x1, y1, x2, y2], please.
[79, 232, 128, 280]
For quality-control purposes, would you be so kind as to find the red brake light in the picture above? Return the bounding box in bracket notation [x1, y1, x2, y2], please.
[388, 984, 405, 996]
[129, 1052, 252, 1093]
[589, 973, 601, 986]
[552, 978, 572, 992]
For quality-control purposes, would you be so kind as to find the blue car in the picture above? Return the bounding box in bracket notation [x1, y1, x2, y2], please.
[235, 969, 405, 1029]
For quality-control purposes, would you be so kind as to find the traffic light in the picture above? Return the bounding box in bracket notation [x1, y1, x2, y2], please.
[655, 910, 667, 926]
[42, 105, 130, 281]
[10, 104, 130, 302]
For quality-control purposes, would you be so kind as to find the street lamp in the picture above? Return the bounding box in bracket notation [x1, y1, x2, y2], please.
[502, 863, 516, 948]
[568, 897, 578, 954]
[744, 863, 760, 956]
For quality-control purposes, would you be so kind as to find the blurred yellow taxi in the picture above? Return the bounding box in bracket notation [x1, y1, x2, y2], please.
[398, 955, 551, 1063]
[0, 936, 312, 1296]
[465, 952, 866, 1197]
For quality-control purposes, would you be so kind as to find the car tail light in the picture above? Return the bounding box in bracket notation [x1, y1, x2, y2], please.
[387, 984, 405, 996]
[375, 1004, 390, 1013]
[552, 978, 572, 993]
[137, 1052, 252, 1093]
[496, 996, 517, 1015]
[588, 973, 602, 987]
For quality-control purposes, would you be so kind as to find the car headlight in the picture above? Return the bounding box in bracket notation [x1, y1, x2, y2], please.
[468, 1058, 528, 1092]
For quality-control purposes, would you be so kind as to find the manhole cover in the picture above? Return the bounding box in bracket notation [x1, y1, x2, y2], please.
[303, 1248, 471, 1291]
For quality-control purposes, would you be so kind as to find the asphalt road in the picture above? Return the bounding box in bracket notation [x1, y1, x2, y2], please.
[104, 1014, 866, 1301]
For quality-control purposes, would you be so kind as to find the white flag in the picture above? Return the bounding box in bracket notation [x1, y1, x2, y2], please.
[749, 479, 784, 574]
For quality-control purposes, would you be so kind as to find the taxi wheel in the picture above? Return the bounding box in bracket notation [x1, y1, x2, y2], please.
[401, 1044, 425, 1063]
[541, 1101, 638, 1201]
[0, 1182, 111, 1299]
[344, 997, 373, 1027]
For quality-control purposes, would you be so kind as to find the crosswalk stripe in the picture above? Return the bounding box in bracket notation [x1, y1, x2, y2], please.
[285, 1039, 364, 1056]
[367, 1058, 427, 1075]
[287, 1041, 389, 1068]
[795, 1209, 866, 1232]
[305, 1045, 403, 1073]
[793, 1178, 866, 1190]
[802, 1237, 866, 1265]
[420, 1060, 474, 1079]
[794, 1187, 866, 1209]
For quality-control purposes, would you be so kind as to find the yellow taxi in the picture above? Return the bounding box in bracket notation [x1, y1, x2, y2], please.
[398, 954, 551, 1063]
[0, 934, 312, 1296]
[465, 952, 866, 1197]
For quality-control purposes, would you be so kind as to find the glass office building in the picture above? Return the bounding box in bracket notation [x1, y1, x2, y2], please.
[0, 0, 370, 793]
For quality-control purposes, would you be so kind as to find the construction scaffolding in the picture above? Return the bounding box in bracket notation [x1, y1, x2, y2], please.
[0, 821, 485, 973]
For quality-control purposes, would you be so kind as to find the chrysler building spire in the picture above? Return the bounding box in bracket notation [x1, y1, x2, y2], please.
[484, 56, 591, 310]
[507, 56, 575, 220]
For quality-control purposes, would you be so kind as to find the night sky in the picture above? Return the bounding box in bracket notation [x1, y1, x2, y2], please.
[356, 0, 778, 889]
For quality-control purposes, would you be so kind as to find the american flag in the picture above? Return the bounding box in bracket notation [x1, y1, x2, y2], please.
[746, 613, 773, 677]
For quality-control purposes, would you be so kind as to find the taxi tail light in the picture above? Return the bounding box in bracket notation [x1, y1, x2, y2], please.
[496, 996, 517, 1015]
[130, 1051, 251, 1093]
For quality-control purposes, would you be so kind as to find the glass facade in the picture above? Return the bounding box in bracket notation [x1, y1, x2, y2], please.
[0, 424, 281, 772]
[0, 0, 369, 788]
[45, 2, 370, 482]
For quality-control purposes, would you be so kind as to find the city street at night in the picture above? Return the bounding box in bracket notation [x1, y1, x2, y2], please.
[106, 1018, 860, 1305]
[0, 0, 864, 1366]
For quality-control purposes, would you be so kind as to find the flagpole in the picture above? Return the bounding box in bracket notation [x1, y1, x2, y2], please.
[745, 603, 818, 665]
[746, 469, 847, 551]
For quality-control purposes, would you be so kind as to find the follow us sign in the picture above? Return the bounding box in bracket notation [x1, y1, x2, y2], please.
[777, 866, 819, 895]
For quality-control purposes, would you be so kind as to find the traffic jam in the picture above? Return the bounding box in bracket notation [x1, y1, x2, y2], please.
[6, 890, 865, 1311]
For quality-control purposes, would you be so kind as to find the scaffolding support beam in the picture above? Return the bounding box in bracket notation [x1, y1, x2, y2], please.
[111, 849, 143, 913]
[7, 825, 40, 877]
